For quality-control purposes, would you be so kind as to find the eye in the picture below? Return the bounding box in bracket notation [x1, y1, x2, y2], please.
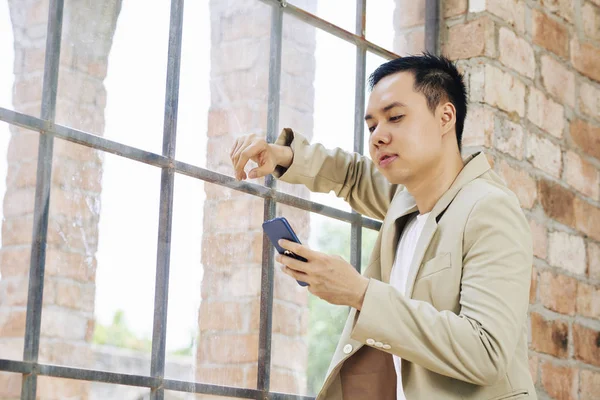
[368, 125, 376, 134]
[390, 115, 404, 122]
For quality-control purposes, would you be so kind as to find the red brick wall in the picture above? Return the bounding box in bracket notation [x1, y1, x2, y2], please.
[443, 1, 600, 398]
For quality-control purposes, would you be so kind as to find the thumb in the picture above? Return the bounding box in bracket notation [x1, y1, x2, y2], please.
[248, 162, 274, 179]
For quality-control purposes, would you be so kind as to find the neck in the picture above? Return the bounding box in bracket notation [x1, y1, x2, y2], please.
[405, 153, 464, 215]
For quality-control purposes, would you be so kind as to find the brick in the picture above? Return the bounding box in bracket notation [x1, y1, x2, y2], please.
[394, 27, 425, 57]
[443, 16, 495, 60]
[12, 75, 43, 105]
[6, 130, 39, 163]
[533, 9, 569, 58]
[495, 117, 525, 159]
[530, 219, 548, 259]
[273, 266, 309, 307]
[0, 372, 22, 398]
[203, 197, 264, 234]
[577, 282, 600, 319]
[54, 138, 102, 163]
[195, 365, 245, 387]
[0, 247, 31, 278]
[573, 323, 600, 367]
[45, 247, 97, 283]
[271, 335, 307, 372]
[571, 38, 600, 83]
[40, 307, 88, 340]
[269, 368, 306, 394]
[52, 159, 103, 193]
[202, 333, 259, 364]
[564, 151, 599, 200]
[589, 241, 600, 280]
[583, 2, 600, 42]
[393, 0, 425, 28]
[530, 267, 538, 304]
[574, 197, 600, 242]
[499, 28, 535, 78]
[548, 231, 586, 275]
[538, 180, 575, 227]
[6, 159, 37, 189]
[526, 134, 562, 178]
[497, 160, 537, 209]
[485, 65, 526, 117]
[540, 361, 578, 400]
[571, 119, 600, 160]
[2, 187, 35, 218]
[486, 0, 526, 33]
[37, 377, 89, 400]
[578, 81, 600, 119]
[539, 270, 578, 315]
[221, 9, 270, 42]
[540, 0, 575, 22]
[0, 310, 26, 337]
[443, 0, 467, 17]
[202, 232, 264, 267]
[1, 215, 34, 247]
[38, 341, 94, 368]
[201, 266, 262, 299]
[462, 104, 493, 148]
[198, 301, 244, 331]
[54, 279, 95, 313]
[529, 354, 539, 382]
[253, 301, 303, 336]
[527, 87, 564, 138]
[580, 369, 600, 400]
[540, 55, 575, 108]
[0, 277, 29, 307]
[530, 312, 569, 357]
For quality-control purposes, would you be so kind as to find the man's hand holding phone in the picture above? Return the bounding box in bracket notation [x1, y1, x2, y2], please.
[276, 238, 370, 311]
[229, 134, 293, 181]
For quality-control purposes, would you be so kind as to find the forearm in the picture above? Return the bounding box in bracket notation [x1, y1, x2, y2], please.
[270, 143, 294, 169]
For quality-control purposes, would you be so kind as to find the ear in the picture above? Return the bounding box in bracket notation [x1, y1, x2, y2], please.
[440, 102, 456, 136]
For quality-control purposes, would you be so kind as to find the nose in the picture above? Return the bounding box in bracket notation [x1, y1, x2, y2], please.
[370, 126, 390, 147]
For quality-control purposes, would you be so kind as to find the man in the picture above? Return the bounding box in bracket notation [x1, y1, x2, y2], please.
[230, 53, 536, 400]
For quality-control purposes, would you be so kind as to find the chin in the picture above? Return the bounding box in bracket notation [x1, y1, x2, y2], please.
[381, 170, 409, 185]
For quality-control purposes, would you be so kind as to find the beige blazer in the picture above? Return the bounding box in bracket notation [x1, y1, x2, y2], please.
[273, 128, 537, 400]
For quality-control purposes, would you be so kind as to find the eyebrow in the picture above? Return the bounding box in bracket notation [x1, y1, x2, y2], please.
[364, 101, 407, 120]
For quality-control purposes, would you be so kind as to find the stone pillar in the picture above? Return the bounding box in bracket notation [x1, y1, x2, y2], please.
[393, 0, 426, 55]
[0, 0, 121, 398]
[442, 0, 600, 398]
[198, 0, 316, 396]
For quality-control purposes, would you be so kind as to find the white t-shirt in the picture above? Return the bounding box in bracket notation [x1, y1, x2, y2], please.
[389, 212, 430, 400]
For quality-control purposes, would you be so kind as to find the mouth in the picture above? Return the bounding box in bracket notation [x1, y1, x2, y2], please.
[378, 154, 398, 167]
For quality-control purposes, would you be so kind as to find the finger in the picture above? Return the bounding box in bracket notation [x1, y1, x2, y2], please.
[230, 138, 241, 160]
[276, 254, 311, 273]
[281, 265, 310, 284]
[248, 160, 274, 179]
[234, 142, 264, 179]
[232, 137, 252, 179]
[278, 239, 315, 259]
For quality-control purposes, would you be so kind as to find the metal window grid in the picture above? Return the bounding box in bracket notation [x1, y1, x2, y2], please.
[0, 0, 439, 399]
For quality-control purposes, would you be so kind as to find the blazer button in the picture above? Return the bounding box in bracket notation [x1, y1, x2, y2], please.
[366, 338, 375, 346]
[374, 342, 384, 348]
[383, 344, 391, 350]
[343, 344, 353, 354]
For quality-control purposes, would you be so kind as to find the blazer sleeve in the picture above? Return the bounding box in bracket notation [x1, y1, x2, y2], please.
[349, 190, 533, 386]
[272, 128, 399, 221]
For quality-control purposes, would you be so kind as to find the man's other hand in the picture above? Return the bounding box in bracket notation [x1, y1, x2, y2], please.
[229, 134, 293, 181]
[276, 239, 370, 310]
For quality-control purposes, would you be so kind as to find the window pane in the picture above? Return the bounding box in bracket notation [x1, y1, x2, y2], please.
[0, 125, 38, 362]
[278, 13, 356, 213]
[39, 141, 160, 375]
[187, 180, 263, 389]
[179, 1, 271, 180]
[288, 0, 355, 34]
[0, 371, 21, 399]
[37, 376, 150, 400]
[0, 1, 47, 116]
[270, 204, 350, 396]
[55, 0, 170, 153]
[367, 0, 426, 55]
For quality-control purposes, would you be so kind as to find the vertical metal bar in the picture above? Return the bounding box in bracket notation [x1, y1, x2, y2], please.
[257, 2, 283, 396]
[150, 1, 184, 399]
[424, 0, 440, 55]
[21, 0, 64, 398]
[350, 0, 367, 273]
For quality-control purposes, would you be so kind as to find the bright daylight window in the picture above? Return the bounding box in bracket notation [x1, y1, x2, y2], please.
[0, 0, 431, 398]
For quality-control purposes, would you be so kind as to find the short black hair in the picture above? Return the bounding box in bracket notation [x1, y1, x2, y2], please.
[368, 52, 467, 152]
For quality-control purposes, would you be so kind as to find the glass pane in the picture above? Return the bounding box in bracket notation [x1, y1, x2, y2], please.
[0, 371, 21, 399]
[179, 1, 271, 180]
[0, 125, 38, 361]
[278, 14, 356, 212]
[367, 0, 425, 55]
[38, 376, 150, 400]
[288, 0, 355, 34]
[1, 1, 46, 116]
[55, 0, 170, 153]
[183, 180, 263, 389]
[38, 140, 160, 375]
[361, 226, 380, 273]
[270, 204, 350, 396]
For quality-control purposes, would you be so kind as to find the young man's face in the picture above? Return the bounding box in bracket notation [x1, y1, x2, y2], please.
[365, 71, 450, 185]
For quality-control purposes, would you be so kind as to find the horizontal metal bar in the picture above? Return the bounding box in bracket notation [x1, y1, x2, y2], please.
[258, 0, 397, 60]
[0, 107, 382, 231]
[0, 360, 314, 399]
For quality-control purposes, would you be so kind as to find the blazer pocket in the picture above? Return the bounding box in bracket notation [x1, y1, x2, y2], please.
[488, 389, 529, 400]
[417, 252, 452, 280]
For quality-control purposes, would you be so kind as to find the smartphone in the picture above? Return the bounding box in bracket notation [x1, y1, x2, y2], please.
[262, 217, 309, 287]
